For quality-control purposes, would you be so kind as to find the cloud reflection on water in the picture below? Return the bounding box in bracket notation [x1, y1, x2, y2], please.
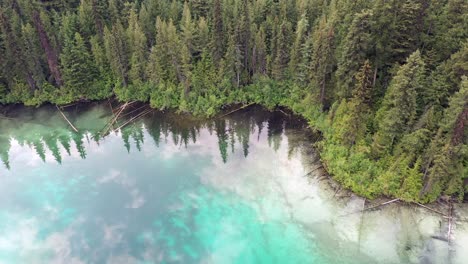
[0, 105, 466, 263]
[0, 113, 322, 263]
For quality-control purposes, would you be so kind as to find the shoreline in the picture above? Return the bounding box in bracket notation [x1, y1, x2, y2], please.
[0, 99, 465, 207]
[2, 102, 466, 263]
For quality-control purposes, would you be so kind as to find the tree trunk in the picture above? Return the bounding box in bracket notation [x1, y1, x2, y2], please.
[25, 72, 36, 92]
[372, 64, 378, 88]
[320, 78, 326, 108]
[92, 0, 103, 37]
[32, 10, 63, 87]
[0, 10, 37, 91]
[451, 106, 467, 146]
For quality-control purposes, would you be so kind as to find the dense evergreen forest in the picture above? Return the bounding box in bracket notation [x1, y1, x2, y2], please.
[0, 0, 466, 203]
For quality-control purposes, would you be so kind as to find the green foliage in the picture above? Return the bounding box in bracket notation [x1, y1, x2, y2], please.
[1, 0, 466, 203]
[310, 14, 336, 107]
[335, 10, 374, 99]
[103, 20, 129, 85]
[61, 32, 99, 96]
[420, 77, 468, 202]
[372, 50, 426, 156]
[0, 83, 7, 103]
[4, 80, 32, 103]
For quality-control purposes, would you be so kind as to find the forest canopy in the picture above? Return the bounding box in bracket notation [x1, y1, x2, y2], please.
[0, 0, 467, 203]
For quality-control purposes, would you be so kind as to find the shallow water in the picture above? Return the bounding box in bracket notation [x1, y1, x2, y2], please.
[0, 103, 466, 264]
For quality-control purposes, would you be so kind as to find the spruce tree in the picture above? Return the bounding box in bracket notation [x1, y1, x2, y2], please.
[127, 9, 147, 84]
[330, 60, 374, 147]
[335, 10, 373, 99]
[103, 20, 129, 85]
[252, 25, 267, 76]
[61, 32, 98, 94]
[310, 15, 335, 108]
[138, 3, 153, 44]
[346, 60, 374, 144]
[194, 17, 209, 57]
[238, 0, 251, 78]
[180, 2, 195, 55]
[289, 14, 308, 82]
[90, 34, 110, 77]
[146, 17, 171, 84]
[78, 0, 95, 38]
[421, 77, 467, 201]
[224, 34, 242, 87]
[0, 9, 36, 91]
[271, 20, 291, 81]
[19, 22, 48, 92]
[372, 50, 426, 156]
[211, 0, 224, 62]
[31, 9, 63, 86]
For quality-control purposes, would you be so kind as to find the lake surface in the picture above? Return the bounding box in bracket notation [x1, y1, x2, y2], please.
[0, 103, 467, 264]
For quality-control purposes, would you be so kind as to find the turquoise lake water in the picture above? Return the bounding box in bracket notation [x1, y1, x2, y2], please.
[0, 103, 466, 264]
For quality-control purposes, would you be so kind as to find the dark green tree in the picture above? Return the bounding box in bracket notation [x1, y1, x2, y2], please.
[372, 51, 426, 156]
[335, 10, 373, 99]
[61, 32, 98, 95]
[271, 20, 291, 81]
[211, 0, 224, 62]
[288, 14, 308, 81]
[421, 77, 467, 202]
[127, 9, 147, 85]
[310, 15, 335, 108]
[252, 25, 267, 76]
[103, 20, 129, 86]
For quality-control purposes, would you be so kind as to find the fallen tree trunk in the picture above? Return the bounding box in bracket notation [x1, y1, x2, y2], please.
[114, 109, 153, 132]
[414, 202, 448, 217]
[447, 202, 453, 243]
[218, 103, 254, 119]
[362, 199, 400, 212]
[339, 198, 400, 217]
[101, 102, 131, 136]
[57, 106, 78, 132]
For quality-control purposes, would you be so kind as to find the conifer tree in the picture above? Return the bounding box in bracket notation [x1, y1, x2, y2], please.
[138, 3, 153, 44]
[289, 14, 308, 81]
[78, 0, 95, 38]
[169, 0, 180, 22]
[428, 0, 468, 62]
[61, 32, 98, 94]
[310, 15, 335, 108]
[335, 10, 373, 99]
[224, 34, 243, 87]
[238, 0, 251, 78]
[180, 2, 195, 55]
[372, 50, 426, 156]
[146, 17, 171, 84]
[421, 77, 467, 201]
[127, 9, 147, 84]
[21, 23, 46, 88]
[32, 10, 63, 86]
[190, 0, 210, 19]
[0, 9, 37, 91]
[0, 0, 466, 202]
[345, 60, 374, 145]
[194, 17, 209, 56]
[108, 0, 121, 23]
[103, 20, 129, 85]
[252, 25, 267, 76]
[211, 0, 224, 62]
[271, 20, 291, 81]
[90, 34, 110, 76]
